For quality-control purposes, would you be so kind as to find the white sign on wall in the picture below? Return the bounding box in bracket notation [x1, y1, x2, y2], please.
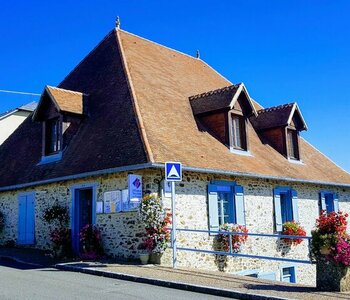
[128, 174, 142, 203]
[122, 189, 129, 211]
[104, 191, 112, 213]
[115, 190, 122, 212]
[163, 180, 172, 198]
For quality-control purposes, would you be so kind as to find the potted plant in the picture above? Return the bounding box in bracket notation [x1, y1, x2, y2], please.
[42, 203, 71, 258]
[139, 194, 171, 264]
[282, 221, 306, 246]
[214, 223, 248, 271]
[49, 227, 72, 258]
[79, 224, 104, 260]
[217, 223, 249, 253]
[138, 243, 150, 265]
[311, 211, 350, 292]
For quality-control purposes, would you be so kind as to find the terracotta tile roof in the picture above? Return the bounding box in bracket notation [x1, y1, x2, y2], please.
[46, 86, 84, 115]
[117, 29, 350, 185]
[0, 30, 147, 188]
[0, 28, 349, 189]
[189, 85, 240, 115]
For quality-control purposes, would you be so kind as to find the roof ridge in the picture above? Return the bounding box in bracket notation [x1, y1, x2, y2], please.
[257, 102, 295, 114]
[189, 84, 238, 101]
[116, 29, 155, 163]
[119, 29, 202, 62]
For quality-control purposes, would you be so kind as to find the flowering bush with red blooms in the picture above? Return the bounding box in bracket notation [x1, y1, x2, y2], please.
[333, 236, 350, 266]
[282, 221, 307, 246]
[312, 211, 350, 267]
[49, 227, 72, 257]
[217, 223, 248, 252]
[316, 211, 348, 235]
[79, 224, 103, 259]
[139, 194, 172, 254]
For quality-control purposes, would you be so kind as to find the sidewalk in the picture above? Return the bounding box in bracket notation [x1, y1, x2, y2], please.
[56, 261, 350, 300]
[1, 247, 349, 300]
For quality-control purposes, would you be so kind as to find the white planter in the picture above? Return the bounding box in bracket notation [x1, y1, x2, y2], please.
[139, 253, 149, 265]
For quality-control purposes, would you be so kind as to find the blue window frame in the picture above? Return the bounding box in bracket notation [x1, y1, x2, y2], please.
[208, 181, 246, 232]
[281, 266, 296, 283]
[273, 187, 299, 232]
[319, 192, 339, 214]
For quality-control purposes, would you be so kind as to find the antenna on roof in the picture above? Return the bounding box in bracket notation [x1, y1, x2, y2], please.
[196, 50, 200, 59]
[116, 16, 121, 29]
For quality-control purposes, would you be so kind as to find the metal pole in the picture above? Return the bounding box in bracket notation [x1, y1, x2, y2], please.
[171, 181, 177, 268]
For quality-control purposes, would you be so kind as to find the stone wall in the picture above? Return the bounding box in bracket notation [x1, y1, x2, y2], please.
[0, 168, 349, 286]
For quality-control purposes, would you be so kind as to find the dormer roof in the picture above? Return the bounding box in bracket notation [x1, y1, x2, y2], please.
[251, 102, 307, 131]
[32, 86, 85, 121]
[189, 83, 257, 116]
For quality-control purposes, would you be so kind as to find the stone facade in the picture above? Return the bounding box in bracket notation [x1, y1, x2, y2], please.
[0, 168, 349, 286]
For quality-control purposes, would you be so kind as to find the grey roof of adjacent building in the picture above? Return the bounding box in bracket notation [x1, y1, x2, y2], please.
[0, 101, 37, 120]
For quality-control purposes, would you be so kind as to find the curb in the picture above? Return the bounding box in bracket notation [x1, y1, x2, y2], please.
[55, 263, 291, 300]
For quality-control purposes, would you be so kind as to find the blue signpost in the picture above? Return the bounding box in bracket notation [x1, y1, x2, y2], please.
[165, 162, 182, 268]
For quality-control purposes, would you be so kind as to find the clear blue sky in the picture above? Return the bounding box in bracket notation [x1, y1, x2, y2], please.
[0, 1, 349, 172]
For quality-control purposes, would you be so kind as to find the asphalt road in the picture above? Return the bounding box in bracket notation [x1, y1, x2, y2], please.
[0, 259, 231, 300]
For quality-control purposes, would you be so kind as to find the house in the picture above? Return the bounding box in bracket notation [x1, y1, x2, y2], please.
[0, 101, 37, 145]
[0, 23, 349, 286]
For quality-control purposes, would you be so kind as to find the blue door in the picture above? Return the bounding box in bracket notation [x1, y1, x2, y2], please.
[72, 188, 93, 255]
[18, 193, 35, 245]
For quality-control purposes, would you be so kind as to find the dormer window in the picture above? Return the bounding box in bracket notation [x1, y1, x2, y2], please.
[287, 129, 299, 160]
[230, 114, 247, 151]
[33, 85, 86, 165]
[189, 83, 256, 154]
[45, 118, 62, 155]
[251, 103, 307, 161]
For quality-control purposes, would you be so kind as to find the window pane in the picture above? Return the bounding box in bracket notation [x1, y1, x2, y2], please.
[287, 130, 298, 159]
[281, 193, 293, 223]
[282, 267, 295, 283]
[218, 192, 230, 225]
[325, 194, 334, 213]
[46, 119, 61, 155]
[232, 116, 243, 149]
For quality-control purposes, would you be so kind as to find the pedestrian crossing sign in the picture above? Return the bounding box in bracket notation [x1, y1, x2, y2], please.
[165, 162, 182, 182]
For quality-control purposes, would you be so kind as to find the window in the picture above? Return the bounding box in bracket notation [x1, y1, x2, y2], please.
[45, 118, 61, 155]
[281, 266, 296, 283]
[230, 114, 247, 151]
[287, 129, 299, 160]
[218, 190, 231, 225]
[319, 192, 339, 214]
[280, 193, 293, 224]
[208, 182, 245, 232]
[273, 188, 299, 232]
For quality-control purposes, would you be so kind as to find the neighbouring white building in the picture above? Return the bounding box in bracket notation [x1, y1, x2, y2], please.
[0, 102, 37, 145]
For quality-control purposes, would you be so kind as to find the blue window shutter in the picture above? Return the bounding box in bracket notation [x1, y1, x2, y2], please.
[26, 194, 35, 244]
[290, 190, 299, 223]
[334, 194, 339, 213]
[208, 184, 219, 233]
[18, 195, 27, 244]
[234, 185, 246, 225]
[319, 192, 326, 213]
[273, 189, 283, 232]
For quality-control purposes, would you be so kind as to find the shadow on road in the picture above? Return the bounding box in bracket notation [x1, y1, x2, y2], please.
[0, 257, 44, 270]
